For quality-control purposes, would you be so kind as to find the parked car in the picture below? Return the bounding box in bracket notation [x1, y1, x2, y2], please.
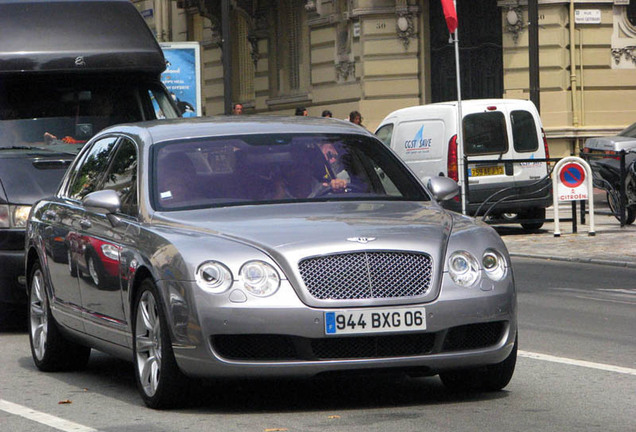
[0, 0, 180, 313]
[583, 122, 636, 224]
[26, 116, 518, 409]
[583, 122, 636, 156]
[376, 99, 552, 230]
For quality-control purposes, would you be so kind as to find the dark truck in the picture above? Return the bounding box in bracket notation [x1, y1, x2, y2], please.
[0, 0, 180, 320]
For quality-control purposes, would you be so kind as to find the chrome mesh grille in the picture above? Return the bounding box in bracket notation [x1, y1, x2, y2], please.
[298, 252, 433, 300]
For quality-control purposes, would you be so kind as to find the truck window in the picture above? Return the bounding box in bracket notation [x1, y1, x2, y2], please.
[463, 112, 508, 155]
[511, 110, 539, 152]
[0, 77, 178, 155]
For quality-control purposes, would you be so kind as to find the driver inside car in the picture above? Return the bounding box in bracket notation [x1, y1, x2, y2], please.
[318, 142, 349, 192]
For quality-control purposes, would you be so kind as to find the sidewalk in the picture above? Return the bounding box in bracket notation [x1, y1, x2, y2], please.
[493, 194, 636, 268]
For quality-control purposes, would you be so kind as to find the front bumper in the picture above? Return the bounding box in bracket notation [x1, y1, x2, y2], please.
[162, 273, 517, 379]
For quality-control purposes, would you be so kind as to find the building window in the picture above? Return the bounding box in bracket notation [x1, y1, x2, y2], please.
[629, 1, 636, 27]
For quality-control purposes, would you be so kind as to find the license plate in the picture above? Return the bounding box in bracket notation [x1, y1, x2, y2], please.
[324, 307, 426, 335]
[469, 166, 504, 177]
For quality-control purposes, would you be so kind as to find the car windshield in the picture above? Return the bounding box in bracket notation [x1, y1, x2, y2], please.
[0, 118, 90, 155]
[618, 122, 636, 138]
[152, 133, 430, 210]
[0, 76, 178, 155]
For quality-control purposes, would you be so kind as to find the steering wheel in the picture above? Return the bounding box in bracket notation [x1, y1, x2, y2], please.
[310, 182, 365, 198]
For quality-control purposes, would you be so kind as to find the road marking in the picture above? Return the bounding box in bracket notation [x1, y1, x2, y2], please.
[0, 399, 98, 432]
[519, 351, 636, 376]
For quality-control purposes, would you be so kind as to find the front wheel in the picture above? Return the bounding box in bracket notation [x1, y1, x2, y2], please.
[133, 278, 190, 409]
[440, 335, 517, 392]
[28, 262, 91, 371]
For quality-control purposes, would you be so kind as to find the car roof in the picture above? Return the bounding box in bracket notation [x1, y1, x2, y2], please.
[103, 116, 376, 145]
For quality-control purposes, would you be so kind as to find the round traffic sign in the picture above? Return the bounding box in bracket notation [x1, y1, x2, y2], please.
[559, 162, 586, 188]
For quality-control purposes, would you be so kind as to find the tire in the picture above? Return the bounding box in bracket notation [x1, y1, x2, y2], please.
[28, 262, 91, 371]
[607, 191, 636, 225]
[132, 278, 190, 409]
[440, 335, 517, 393]
[520, 207, 545, 231]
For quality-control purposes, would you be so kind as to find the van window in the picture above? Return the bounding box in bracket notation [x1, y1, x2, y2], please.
[375, 124, 394, 147]
[463, 112, 508, 155]
[511, 110, 539, 152]
[0, 76, 178, 155]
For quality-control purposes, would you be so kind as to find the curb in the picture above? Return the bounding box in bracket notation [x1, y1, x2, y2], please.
[509, 252, 636, 268]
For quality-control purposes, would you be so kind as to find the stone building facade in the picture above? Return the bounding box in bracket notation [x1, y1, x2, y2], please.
[134, 0, 636, 157]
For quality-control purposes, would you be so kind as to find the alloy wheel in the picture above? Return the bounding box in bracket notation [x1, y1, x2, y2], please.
[135, 291, 162, 397]
[30, 268, 48, 361]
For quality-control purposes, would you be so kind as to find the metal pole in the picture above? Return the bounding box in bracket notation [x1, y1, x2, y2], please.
[453, 1, 466, 215]
[528, 0, 540, 112]
[221, 0, 232, 115]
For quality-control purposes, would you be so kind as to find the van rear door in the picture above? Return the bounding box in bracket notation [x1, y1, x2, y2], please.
[462, 104, 513, 210]
[507, 106, 549, 192]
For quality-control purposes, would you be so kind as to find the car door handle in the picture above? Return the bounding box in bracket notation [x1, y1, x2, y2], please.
[79, 219, 92, 229]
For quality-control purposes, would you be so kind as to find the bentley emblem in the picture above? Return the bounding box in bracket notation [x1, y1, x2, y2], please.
[347, 237, 376, 244]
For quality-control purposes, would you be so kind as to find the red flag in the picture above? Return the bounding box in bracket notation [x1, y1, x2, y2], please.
[441, 0, 458, 34]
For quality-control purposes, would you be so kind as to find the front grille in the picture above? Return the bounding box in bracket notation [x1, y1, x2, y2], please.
[211, 322, 506, 362]
[298, 252, 433, 300]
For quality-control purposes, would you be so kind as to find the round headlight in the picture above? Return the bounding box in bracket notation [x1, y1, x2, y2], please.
[239, 260, 280, 297]
[483, 249, 506, 281]
[196, 261, 233, 294]
[448, 251, 480, 287]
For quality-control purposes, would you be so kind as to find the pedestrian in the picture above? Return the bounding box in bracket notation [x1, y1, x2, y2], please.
[295, 106, 308, 116]
[232, 103, 244, 115]
[349, 110, 364, 127]
[321, 110, 333, 118]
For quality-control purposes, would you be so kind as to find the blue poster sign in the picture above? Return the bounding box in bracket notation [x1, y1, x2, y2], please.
[160, 42, 202, 117]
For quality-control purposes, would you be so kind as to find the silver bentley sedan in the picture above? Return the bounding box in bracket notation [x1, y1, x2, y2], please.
[25, 116, 517, 408]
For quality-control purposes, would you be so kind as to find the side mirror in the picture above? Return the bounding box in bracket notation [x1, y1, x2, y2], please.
[83, 189, 121, 214]
[427, 176, 460, 202]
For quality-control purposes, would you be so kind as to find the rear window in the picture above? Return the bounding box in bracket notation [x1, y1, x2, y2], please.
[463, 111, 508, 155]
[511, 110, 539, 152]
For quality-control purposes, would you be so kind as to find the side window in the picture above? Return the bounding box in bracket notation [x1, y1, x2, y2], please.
[100, 139, 138, 217]
[67, 137, 119, 200]
[463, 112, 508, 155]
[375, 124, 394, 147]
[511, 110, 539, 153]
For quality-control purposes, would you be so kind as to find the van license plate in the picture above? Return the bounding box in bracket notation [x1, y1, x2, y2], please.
[325, 307, 426, 335]
[469, 166, 504, 177]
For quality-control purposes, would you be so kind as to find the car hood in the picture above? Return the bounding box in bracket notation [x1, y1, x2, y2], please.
[0, 155, 72, 205]
[585, 135, 636, 152]
[154, 201, 454, 266]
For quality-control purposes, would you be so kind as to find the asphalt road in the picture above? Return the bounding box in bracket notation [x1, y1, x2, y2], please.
[0, 257, 634, 432]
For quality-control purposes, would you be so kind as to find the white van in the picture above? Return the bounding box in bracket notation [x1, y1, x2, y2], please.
[375, 99, 552, 230]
